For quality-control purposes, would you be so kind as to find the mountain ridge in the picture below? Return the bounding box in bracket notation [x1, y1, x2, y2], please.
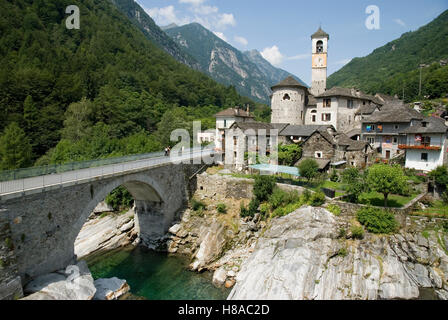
[165, 22, 306, 104]
[327, 9, 448, 101]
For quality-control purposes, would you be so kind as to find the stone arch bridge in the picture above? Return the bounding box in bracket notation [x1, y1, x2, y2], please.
[0, 149, 214, 299]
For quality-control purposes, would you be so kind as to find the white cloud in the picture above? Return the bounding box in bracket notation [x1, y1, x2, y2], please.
[287, 53, 310, 60]
[261, 45, 284, 66]
[179, 0, 206, 5]
[214, 31, 227, 42]
[192, 5, 218, 15]
[148, 1, 237, 31]
[216, 13, 236, 28]
[234, 36, 248, 46]
[146, 5, 188, 26]
[394, 18, 406, 27]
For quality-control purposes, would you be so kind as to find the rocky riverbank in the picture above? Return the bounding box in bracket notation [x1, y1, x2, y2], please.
[227, 206, 448, 300]
[164, 173, 448, 299]
[74, 204, 138, 259]
[21, 260, 130, 300]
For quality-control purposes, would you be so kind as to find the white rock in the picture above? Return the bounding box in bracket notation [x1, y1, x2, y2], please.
[93, 278, 130, 300]
[228, 206, 448, 300]
[93, 201, 114, 213]
[213, 267, 227, 286]
[120, 220, 134, 233]
[169, 224, 182, 235]
[22, 261, 96, 300]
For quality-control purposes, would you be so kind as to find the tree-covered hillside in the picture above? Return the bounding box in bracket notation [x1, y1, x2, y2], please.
[0, 0, 256, 169]
[109, 0, 200, 70]
[327, 10, 448, 102]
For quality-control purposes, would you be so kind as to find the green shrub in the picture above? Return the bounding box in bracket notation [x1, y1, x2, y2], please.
[240, 199, 259, 218]
[356, 207, 399, 234]
[253, 175, 277, 202]
[338, 228, 347, 238]
[422, 230, 430, 239]
[269, 188, 301, 210]
[105, 186, 134, 211]
[351, 225, 365, 239]
[441, 191, 448, 205]
[442, 221, 448, 233]
[298, 159, 319, 181]
[260, 203, 270, 217]
[216, 203, 227, 214]
[308, 191, 326, 207]
[337, 248, 348, 257]
[327, 204, 341, 216]
[302, 189, 312, 203]
[272, 201, 303, 218]
[191, 198, 206, 211]
[330, 170, 339, 182]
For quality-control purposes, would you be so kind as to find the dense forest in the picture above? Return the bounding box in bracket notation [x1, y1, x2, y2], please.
[327, 10, 448, 102]
[0, 0, 262, 170]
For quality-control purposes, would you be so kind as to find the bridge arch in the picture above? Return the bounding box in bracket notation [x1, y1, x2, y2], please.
[74, 174, 166, 241]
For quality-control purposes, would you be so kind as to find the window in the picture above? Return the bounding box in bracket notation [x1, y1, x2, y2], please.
[347, 100, 354, 108]
[323, 98, 331, 108]
[422, 136, 431, 147]
[283, 93, 290, 100]
[366, 124, 375, 132]
[394, 125, 399, 130]
[224, 119, 227, 128]
[367, 137, 375, 144]
[315, 151, 323, 159]
[421, 153, 428, 161]
[363, 101, 366, 106]
[422, 122, 427, 128]
[322, 113, 331, 122]
[316, 40, 323, 53]
[312, 115, 316, 122]
[393, 137, 398, 144]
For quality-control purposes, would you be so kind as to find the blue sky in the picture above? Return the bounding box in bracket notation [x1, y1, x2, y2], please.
[138, 0, 448, 85]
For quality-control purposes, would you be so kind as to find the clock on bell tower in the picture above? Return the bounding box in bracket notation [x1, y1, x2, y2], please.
[310, 27, 329, 96]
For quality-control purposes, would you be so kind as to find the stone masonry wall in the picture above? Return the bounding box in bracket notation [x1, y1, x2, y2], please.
[0, 213, 22, 300]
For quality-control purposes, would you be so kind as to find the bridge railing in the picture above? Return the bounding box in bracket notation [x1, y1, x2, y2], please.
[0, 147, 214, 197]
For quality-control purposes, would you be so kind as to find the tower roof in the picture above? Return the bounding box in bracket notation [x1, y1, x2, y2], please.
[311, 27, 329, 40]
[271, 76, 307, 90]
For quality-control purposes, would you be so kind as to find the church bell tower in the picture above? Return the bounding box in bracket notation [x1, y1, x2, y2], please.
[310, 27, 329, 96]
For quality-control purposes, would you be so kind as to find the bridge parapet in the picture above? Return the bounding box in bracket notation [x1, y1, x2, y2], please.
[0, 148, 214, 200]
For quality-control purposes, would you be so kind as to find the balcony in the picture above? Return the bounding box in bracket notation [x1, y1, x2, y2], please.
[398, 143, 441, 151]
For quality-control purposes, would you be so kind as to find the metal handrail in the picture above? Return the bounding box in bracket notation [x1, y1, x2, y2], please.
[0, 148, 212, 197]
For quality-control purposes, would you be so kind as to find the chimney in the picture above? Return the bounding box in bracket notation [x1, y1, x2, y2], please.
[246, 104, 250, 113]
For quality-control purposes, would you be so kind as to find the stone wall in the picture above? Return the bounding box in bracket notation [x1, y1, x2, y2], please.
[196, 173, 254, 201]
[0, 214, 22, 300]
[301, 132, 334, 160]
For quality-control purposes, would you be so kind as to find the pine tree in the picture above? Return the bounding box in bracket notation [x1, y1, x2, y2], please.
[0, 122, 33, 170]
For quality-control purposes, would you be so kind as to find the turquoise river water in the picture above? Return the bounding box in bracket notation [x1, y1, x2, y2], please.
[86, 246, 230, 300]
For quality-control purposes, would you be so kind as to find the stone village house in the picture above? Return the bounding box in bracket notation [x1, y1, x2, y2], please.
[399, 116, 448, 172]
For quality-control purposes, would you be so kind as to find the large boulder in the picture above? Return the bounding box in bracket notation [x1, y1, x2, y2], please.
[93, 278, 130, 300]
[190, 221, 227, 271]
[22, 261, 96, 300]
[228, 206, 448, 300]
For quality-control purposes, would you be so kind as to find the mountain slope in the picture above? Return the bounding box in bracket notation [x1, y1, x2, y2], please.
[165, 23, 306, 104]
[0, 0, 253, 164]
[110, 0, 200, 70]
[327, 10, 448, 100]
